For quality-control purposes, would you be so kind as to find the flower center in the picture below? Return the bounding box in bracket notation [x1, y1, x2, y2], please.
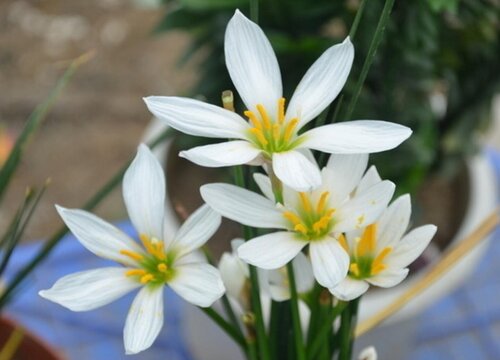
[120, 234, 175, 286]
[282, 191, 335, 240]
[245, 98, 302, 154]
[339, 224, 393, 279]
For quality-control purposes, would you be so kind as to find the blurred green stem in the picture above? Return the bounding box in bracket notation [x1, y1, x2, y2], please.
[250, 0, 259, 23]
[287, 262, 306, 360]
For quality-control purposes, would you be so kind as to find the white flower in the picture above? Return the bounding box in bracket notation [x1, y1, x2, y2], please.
[358, 346, 378, 360]
[202, 154, 395, 288]
[143, 10, 412, 192]
[39, 144, 225, 355]
[329, 194, 437, 301]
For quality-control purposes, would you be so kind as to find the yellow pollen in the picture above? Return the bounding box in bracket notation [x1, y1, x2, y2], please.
[249, 128, 269, 146]
[272, 124, 281, 140]
[299, 192, 312, 212]
[294, 223, 308, 235]
[244, 110, 262, 130]
[157, 263, 168, 272]
[120, 249, 144, 262]
[350, 263, 360, 277]
[284, 118, 299, 142]
[283, 211, 302, 225]
[140, 274, 154, 284]
[278, 98, 285, 124]
[316, 191, 330, 213]
[256, 104, 271, 129]
[356, 223, 377, 257]
[125, 269, 147, 277]
[338, 234, 349, 252]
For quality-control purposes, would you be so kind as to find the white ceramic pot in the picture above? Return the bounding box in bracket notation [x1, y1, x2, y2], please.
[144, 119, 498, 360]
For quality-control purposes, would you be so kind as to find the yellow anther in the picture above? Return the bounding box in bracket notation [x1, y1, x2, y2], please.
[371, 263, 387, 275]
[140, 274, 154, 284]
[256, 104, 271, 129]
[299, 192, 312, 213]
[338, 234, 349, 252]
[316, 191, 330, 214]
[157, 263, 168, 272]
[125, 269, 147, 277]
[278, 98, 286, 125]
[244, 110, 262, 130]
[249, 128, 269, 146]
[294, 223, 308, 235]
[152, 240, 166, 260]
[350, 263, 360, 277]
[283, 211, 302, 225]
[371, 246, 392, 274]
[356, 223, 378, 257]
[120, 249, 144, 262]
[140, 234, 156, 255]
[284, 118, 299, 142]
[272, 124, 281, 141]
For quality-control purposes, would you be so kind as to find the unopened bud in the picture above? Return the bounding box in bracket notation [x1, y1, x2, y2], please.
[222, 90, 235, 112]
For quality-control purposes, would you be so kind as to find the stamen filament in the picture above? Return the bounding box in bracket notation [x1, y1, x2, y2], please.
[244, 110, 262, 130]
[120, 249, 144, 262]
[284, 118, 299, 142]
[125, 269, 147, 277]
[140, 274, 154, 284]
[338, 234, 349, 252]
[278, 98, 285, 125]
[272, 124, 281, 141]
[283, 211, 302, 225]
[256, 104, 271, 129]
[371, 247, 392, 270]
[356, 224, 377, 257]
[316, 191, 330, 213]
[299, 192, 312, 213]
[249, 128, 269, 146]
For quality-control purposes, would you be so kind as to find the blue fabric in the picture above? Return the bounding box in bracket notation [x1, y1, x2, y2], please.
[4, 149, 500, 359]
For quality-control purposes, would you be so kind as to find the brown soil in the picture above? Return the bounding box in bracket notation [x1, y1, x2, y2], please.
[0, 0, 196, 241]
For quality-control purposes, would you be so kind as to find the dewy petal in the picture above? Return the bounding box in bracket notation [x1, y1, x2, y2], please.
[56, 206, 144, 267]
[389, 225, 437, 268]
[123, 144, 165, 240]
[225, 10, 282, 114]
[253, 173, 274, 200]
[124, 286, 164, 355]
[169, 263, 225, 307]
[219, 252, 248, 300]
[144, 96, 250, 139]
[39, 267, 140, 311]
[170, 204, 221, 258]
[201, 183, 287, 229]
[334, 181, 395, 233]
[329, 277, 369, 301]
[237, 231, 306, 269]
[287, 37, 354, 128]
[272, 150, 321, 192]
[301, 120, 412, 154]
[179, 141, 261, 168]
[367, 267, 409, 288]
[377, 194, 411, 250]
[355, 165, 382, 195]
[325, 154, 369, 204]
[309, 238, 349, 288]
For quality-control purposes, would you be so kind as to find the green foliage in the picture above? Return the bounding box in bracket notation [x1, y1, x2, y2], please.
[156, 0, 500, 194]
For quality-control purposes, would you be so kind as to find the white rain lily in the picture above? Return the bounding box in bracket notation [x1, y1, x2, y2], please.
[329, 194, 437, 301]
[202, 154, 395, 289]
[39, 144, 225, 355]
[143, 10, 412, 192]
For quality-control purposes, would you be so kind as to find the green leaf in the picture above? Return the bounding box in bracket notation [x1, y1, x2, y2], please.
[179, 0, 245, 10]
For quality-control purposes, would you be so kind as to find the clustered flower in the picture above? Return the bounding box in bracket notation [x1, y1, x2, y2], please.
[40, 10, 435, 355]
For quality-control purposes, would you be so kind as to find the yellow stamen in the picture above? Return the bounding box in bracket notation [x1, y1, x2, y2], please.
[371, 263, 387, 275]
[294, 223, 308, 235]
[249, 128, 269, 146]
[152, 240, 166, 260]
[244, 110, 262, 130]
[278, 98, 285, 124]
[125, 269, 147, 277]
[284, 118, 298, 142]
[283, 211, 302, 225]
[356, 223, 378, 257]
[157, 263, 168, 272]
[299, 192, 312, 212]
[120, 249, 144, 262]
[316, 191, 330, 213]
[371, 246, 393, 275]
[338, 234, 349, 252]
[256, 104, 271, 129]
[140, 274, 154, 284]
[140, 234, 156, 255]
[272, 124, 281, 141]
[350, 263, 360, 277]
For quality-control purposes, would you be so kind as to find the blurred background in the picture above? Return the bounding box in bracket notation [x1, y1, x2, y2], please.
[0, 0, 499, 359]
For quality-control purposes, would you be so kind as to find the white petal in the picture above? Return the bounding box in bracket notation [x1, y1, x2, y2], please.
[179, 140, 262, 168]
[301, 121, 412, 154]
[329, 277, 369, 301]
[355, 165, 382, 195]
[287, 37, 354, 128]
[367, 267, 409, 288]
[293, 252, 315, 294]
[123, 144, 165, 240]
[124, 286, 164, 355]
[169, 263, 225, 307]
[56, 206, 143, 266]
[219, 253, 248, 300]
[334, 181, 395, 232]
[253, 173, 274, 200]
[237, 232, 306, 269]
[377, 194, 411, 249]
[225, 10, 282, 114]
[388, 225, 437, 268]
[170, 204, 221, 257]
[358, 346, 378, 360]
[325, 154, 369, 204]
[39, 268, 140, 311]
[309, 239, 349, 288]
[200, 183, 287, 229]
[272, 150, 321, 192]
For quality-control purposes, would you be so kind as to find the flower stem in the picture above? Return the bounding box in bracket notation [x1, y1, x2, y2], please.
[338, 298, 360, 360]
[287, 262, 306, 360]
[249, 0, 259, 23]
[202, 307, 246, 348]
[348, 0, 368, 40]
